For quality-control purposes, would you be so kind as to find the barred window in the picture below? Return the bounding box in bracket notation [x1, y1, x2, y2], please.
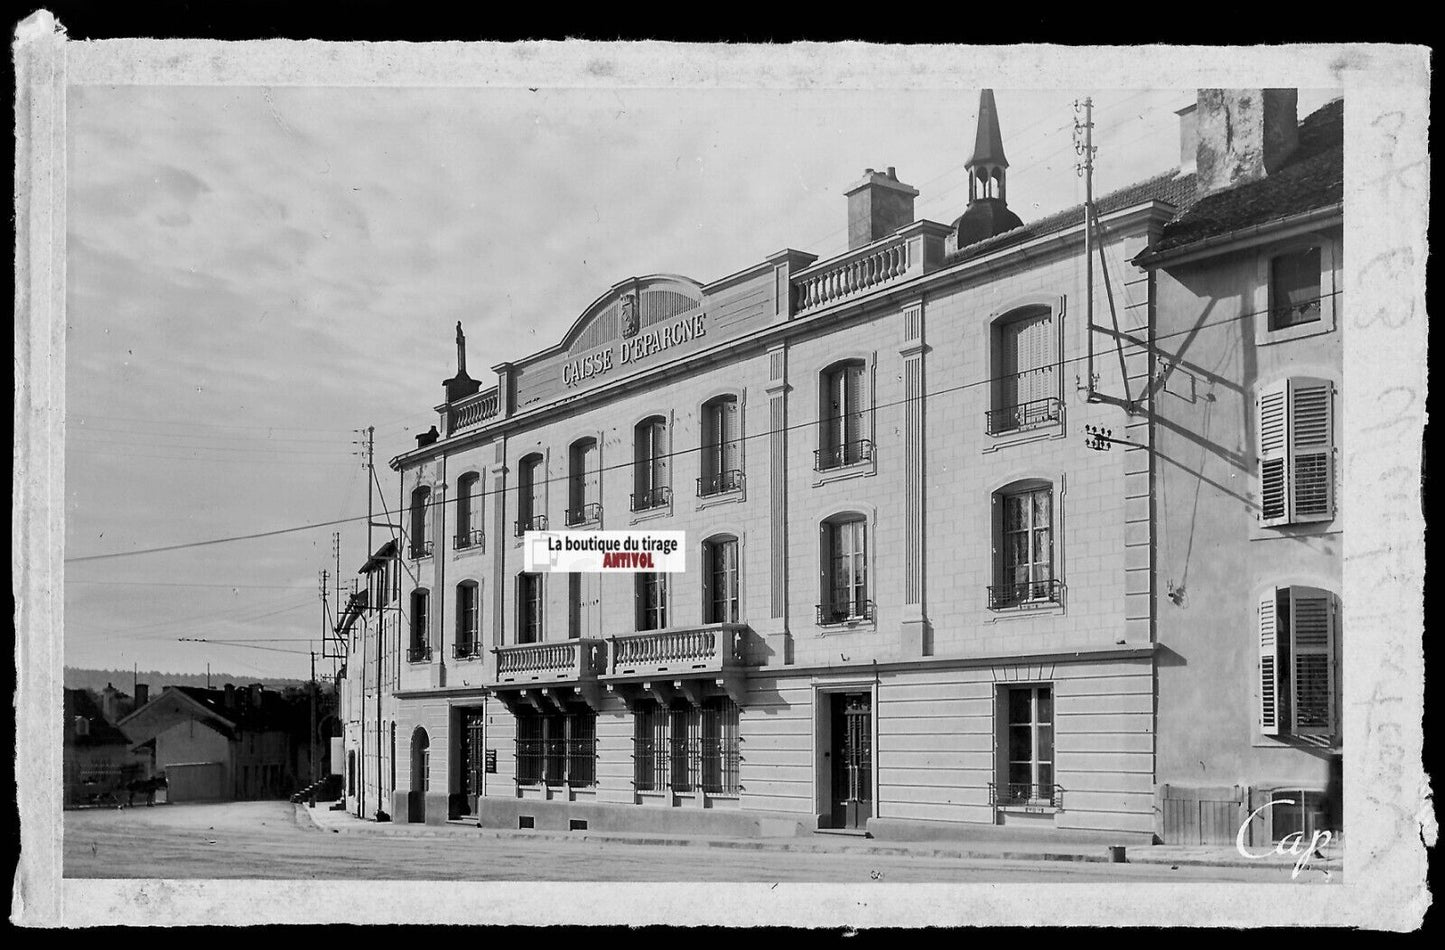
[516, 709, 597, 787]
[632, 698, 739, 795]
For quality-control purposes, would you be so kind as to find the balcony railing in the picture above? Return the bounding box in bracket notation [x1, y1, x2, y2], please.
[448, 387, 501, 434]
[453, 639, 482, 660]
[792, 233, 912, 312]
[453, 529, 484, 551]
[697, 469, 745, 497]
[988, 579, 1063, 610]
[630, 486, 672, 512]
[816, 600, 875, 626]
[815, 438, 874, 471]
[606, 623, 748, 678]
[407, 644, 433, 664]
[989, 782, 1064, 809]
[492, 638, 606, 684]
[986, 396, 1061, 435]
[514, 514, 548, 537]
[565, 502, 602, 526]
[408, 540, 433, 560]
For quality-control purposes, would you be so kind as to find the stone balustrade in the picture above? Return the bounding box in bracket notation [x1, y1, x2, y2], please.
[606, 624, 748, 677]
[449, 387, 501, 433]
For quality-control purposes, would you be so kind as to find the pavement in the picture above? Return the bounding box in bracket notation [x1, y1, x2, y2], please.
[294, 799, 1343, 872]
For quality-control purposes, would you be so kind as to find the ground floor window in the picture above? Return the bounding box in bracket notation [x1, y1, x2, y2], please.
[515, 709, 596, 787]
[999, 684, 1056, 806]
[1268, 789, 1335, 843]
[633, 697, 739, 794]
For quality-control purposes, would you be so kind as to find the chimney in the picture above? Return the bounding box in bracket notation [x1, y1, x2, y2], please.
[1175, 102, 1198, 175]
[416, 425, 439, 448]
[844, 167, 919, 250]
[101, 683, 120, 722]
[134, 683, 149, 708]
[1194, 89, 1299, 195]
[250, 683, 265, 708]
[224, 683, 237, 708]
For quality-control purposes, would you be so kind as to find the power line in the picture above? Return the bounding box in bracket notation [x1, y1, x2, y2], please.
[62, 285, 1340, 565]
[67, 580, 314, 590]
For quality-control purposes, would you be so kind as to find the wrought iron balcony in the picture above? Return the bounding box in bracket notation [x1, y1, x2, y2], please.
[630, 486, 672, 512]
[816, 600, 875, 626]
[565, 502, 602, 526]
[989, 782, 1064, 809]
[453, 639, 482, 660]
[605, 623, 748, 678]
[988, 579, 1063, 610]
[697, 469, 745, 497]
[453, 529, 484, 551]
[408, 540, 433, 560]
[814, 438, 874, 471]
[491, 638, 607, 685]
[986, 396, 1061, 435]
[406, 644, 433, 664]
[514, 514, 548, 537]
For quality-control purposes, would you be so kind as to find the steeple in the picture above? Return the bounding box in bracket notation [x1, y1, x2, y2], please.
[951, 88, 1024, 251]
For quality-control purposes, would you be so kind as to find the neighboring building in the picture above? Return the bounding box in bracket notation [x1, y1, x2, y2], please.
[1136, 91, 1343, 845]
[118, 683, 315, 802]
[63, 688, 148, 807]
[336, 541, 402, 819]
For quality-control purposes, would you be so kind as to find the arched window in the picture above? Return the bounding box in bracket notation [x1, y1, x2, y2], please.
[410, 727, 430, 794]
[819, 513, 870, 624]
[990, 480, 1058, 608]
[699, 395, 742, 496]
[989, 306, 1060, 434]
[408, 589, 431, 661]
[703, 534, 740, 624]
[454, 581, 481, 659]
[347, 750, 356, 797]
[567, 437, 600, 525]
[818, 361, 871, 470]
[409, 486, 432, 559]
[454, 472, 482, 549]
[516, 453, 545, 535]
[633, 415, 671, 511]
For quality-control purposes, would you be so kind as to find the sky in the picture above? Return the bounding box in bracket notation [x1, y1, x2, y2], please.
[63, 83, 1340, 681]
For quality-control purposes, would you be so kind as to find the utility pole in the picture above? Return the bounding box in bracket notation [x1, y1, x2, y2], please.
[309, 648, 318, 787]
[1074, 96, 1097, 400]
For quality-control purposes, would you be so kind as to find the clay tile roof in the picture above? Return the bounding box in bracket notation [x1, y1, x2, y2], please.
[64, 689, 132, 747]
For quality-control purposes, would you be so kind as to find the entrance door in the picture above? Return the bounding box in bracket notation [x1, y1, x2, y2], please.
[830, 692, 873, 829]
[460, 710, 486, 815]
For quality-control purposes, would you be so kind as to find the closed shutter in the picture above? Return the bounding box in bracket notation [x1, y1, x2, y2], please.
[721, 399, 739, 473]
[999, 319, 1022, 409]
[843, 363, 864, 447]
[1289, 379, 1335, 522]
[1290, 587, 1336, 735]
[1258, 589, 1281, 735]
[1257, 381, 1289, 525]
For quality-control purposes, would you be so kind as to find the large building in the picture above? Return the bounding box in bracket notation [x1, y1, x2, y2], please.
[336, 541, 403, 820]
[363, 88, 1342, 845]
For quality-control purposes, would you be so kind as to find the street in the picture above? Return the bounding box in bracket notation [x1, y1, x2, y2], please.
[63, 801, 1335, 883]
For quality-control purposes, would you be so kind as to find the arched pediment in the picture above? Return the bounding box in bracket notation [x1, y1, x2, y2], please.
[563, 274, 704, 357]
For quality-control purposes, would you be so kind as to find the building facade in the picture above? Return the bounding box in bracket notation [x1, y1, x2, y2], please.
[363, 88, 1344, 845]
[336, 541, 403, 820]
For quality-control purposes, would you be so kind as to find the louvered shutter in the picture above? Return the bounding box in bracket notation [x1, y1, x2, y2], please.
[999, 320, 1021, 409]
[722, 399, 739, 473]
[1257, 381, 1289, 525]
[1258, 589, 1282, 735]
[1290, 587, 1336, 735]
[843, 363, 863, 447]
[1289, 379, 1335, 523]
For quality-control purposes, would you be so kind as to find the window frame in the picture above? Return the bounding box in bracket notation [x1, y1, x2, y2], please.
[517, 572, 544, 645]
[566, 436, 602, 526]
[1256, 377, 1337, 529]
[454, 471, 483, 551]
[516, 452, 546, 537]
[1258, 585, 1339, 741]
[635, 571, 669, 632]
[454, 580, 481, 659]
[818, 512, 871, 626]
[984, 296, 1066, 449]
[997, 683, 1058, 809]
[408, 588, 431, 663]
[631, 697, 740, 796]
[989, 479, 1062, 612]
[697, 393, 745, 501]
[702, 534, 741, 624]
[632, 414, 672, 516]
[1257, 235, 1338, 346]
[409, 486, 433, 559]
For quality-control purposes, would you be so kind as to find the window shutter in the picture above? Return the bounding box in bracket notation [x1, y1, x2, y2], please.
[999, 320, 1021, 408]
[1258, 589, 1282, 735]
[1257, 381, 1289, 525]
[1289, 587, 1336, 735]
[1288, 379, 1334, 523]
[843, 364, 863, 446]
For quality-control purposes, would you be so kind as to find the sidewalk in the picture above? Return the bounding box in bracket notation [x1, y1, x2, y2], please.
[294, 801, 1341, 872]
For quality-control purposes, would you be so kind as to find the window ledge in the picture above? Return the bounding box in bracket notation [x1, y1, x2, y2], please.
[1256, 317, 1335, 347]
[995, 803, 1061, 816]
[812, 458, 877, 487]
[981, 420, 1066, 454]
[985, 601, 1066, 623]
[628, 505, 673, 526]
[696, 488, 746, 511]
[815, 619, 877, 635]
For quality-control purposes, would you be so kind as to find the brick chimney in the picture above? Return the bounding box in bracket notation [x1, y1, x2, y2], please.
[249, 683, 265, 708]
[1194, 89, 1299, 195]
[223, 683, 236, 708]
[844, 167, 918, 250]
[134, 683, 149, 708]
[1175, 102, 1198, 175]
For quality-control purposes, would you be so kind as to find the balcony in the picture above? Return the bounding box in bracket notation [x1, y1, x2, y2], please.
[448, 386, 501, 434]
[491, 638, 607, 686]
[986, 396, 1061, 436]
[408, 540, 433, 560]
[407, 644, 433, 664]
[565, 502, 602, 527]
[816, 600, 875, 626]
[515, 514, 548, 537]
[453, 639, 482, 660]
[988, 579, 1064, 610]
[697, 469, 744, 498]
[630, 486, 672, 512]
[605, 623, 749, 679]
[814, 438, 874, 472]
[453, 529, 484, 551]
[989, 782, 1064, 809]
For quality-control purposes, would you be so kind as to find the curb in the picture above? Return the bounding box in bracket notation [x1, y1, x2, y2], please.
[291, 804, 1341, 871]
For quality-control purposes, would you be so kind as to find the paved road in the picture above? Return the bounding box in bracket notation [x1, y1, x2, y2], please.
[64, 801, 1330, 884]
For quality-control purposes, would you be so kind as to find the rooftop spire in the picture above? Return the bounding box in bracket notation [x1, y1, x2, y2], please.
[950, 88, 1023, 251]
[967, 89, 1009, 170]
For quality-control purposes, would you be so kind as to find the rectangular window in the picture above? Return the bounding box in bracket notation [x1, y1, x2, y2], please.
[1002, 685, 1055, 805]
[409, 591, 430, 661]
[699, 398, 742, 495]
[1258, 378, 1335, 526]
[1269, 247, 1322, 330]
[516, 709, 596, 787]
[821, 518, 868, 623]
[992, 309, 1059, 433]
[518, 573, 543, 644]
[567, 440, 600, 525]
[517, 456, 545, 534]
[994, 487, 1055, 607]
[636, 572, 668, 631]
[455, 584, 479, 656]
[632, 698, 739, 795]
[1259, 587, 1338, 737]
[455, 474, 482, 548]
[705, 538, 740, 624]
[819, 362, 868, 468]
[633, 418, 670, 510]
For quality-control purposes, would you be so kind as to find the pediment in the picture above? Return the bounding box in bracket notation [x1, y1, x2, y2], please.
[562, 274, 704, 357]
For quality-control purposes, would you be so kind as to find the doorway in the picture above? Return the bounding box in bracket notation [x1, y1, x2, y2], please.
[828, 692, 873, 830]
[409, 727, 429, 823]
[459, 709, 485, 816]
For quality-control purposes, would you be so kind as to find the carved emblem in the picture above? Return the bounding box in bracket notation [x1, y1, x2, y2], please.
[620, 292, 640, 338]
